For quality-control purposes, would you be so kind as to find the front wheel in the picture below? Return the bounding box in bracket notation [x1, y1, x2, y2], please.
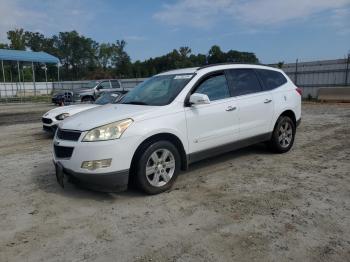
[268, 116, 296, 153]
[135, 141, 181, 194]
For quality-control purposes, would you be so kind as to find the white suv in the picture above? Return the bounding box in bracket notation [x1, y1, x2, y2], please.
[53, 64, 301, 194]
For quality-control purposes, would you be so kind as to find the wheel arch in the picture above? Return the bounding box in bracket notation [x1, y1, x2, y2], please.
[129, 133, 188, 179]
[272, 109, 297, 133]
[279, 109, 296, 126]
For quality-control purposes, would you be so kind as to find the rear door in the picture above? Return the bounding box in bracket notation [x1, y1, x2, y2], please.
[185, 72, 239, 154]
[226, 69, 274, 140]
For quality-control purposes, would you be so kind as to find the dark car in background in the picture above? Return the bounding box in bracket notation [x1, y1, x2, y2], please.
[51, 91, 73, 105]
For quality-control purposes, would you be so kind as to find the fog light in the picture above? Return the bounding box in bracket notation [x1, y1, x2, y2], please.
[81, 159, 112, 170]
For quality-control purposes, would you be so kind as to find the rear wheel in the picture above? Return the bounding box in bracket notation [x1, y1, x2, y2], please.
[135, 140, 181, 194]
[268, 116, 296, 153]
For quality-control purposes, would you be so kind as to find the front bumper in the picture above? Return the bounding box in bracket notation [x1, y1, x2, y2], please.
[52, 132, 141, 192]
[43, 124, 58, 133]
[55, 162, 129, 192]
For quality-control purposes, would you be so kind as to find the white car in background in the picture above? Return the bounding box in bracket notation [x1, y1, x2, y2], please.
[42, 92, 124, 133]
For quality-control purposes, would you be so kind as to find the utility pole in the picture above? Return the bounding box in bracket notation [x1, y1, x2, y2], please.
[295, 59, 299, 85]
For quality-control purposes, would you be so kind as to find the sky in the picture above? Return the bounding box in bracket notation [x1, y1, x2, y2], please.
[0, 0, 349, 64]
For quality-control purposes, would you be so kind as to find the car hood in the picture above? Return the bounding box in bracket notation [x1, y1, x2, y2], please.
[59, 104, 160, 131]
[43, 104, 100, 118]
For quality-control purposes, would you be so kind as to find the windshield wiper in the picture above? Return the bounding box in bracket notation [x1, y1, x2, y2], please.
[122, 101, 149, 105]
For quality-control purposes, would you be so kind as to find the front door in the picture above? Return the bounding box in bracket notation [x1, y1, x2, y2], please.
[185, 72, 239, 154]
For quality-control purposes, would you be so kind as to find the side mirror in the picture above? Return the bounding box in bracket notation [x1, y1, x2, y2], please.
[189, 93, 210, 105]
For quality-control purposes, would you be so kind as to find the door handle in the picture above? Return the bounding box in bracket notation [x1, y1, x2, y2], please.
[264, 99, 272, 104]
[225, 106, 237, 111]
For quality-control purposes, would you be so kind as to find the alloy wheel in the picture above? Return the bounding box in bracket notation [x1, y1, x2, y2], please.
[278, 121, 293, 148]
[145, 149, 176, 187]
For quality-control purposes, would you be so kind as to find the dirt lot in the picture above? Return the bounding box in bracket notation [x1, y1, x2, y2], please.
[0, 102, 349, 262]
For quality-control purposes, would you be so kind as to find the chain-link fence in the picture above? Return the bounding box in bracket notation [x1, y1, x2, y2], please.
[1, 57, 350, 103]
[0, 78, 146, 103]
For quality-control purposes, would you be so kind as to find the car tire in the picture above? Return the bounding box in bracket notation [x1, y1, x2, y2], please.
[268, 116, 296, 153]
[135, 140, 181, 194]
[82, 96, 94, 103]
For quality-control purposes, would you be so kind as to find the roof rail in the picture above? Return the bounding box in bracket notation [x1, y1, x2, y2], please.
[196, 62, 269, 71]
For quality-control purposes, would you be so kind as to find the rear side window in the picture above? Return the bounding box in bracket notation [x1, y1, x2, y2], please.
[226, 69, 262, 96]
[256, 69, 287, 90]
[194, 74, 230, 101]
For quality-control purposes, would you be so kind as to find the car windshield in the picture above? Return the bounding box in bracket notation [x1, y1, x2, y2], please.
[120, 74, 194, 106]
[95, 93, 120, 105]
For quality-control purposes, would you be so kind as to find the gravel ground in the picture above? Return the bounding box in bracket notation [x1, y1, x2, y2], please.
[0, 102, 349, 262]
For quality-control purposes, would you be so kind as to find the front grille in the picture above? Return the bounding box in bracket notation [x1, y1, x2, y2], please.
[42, 117, 52, 124]
[57, 128, 81, 141]
[54, 145, 74, 159]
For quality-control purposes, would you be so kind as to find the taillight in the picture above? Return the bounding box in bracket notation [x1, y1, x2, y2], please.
[296, 87, 302, 96]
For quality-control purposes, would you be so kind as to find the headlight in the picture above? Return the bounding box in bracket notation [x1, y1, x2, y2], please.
[82, 119, 133, 142]
[56, 113, 70, 120]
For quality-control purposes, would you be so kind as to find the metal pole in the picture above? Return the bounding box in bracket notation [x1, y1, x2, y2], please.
[17, 61, 21, 102]
[22, 67, 25, 100]
[10, 66, 14, 97]
[345, 54, 350, 86]
[57, 63, 60, 84]
[32, 61, 36, 96]
[44, 63, 48, 96]
[1, 60, 5, 99]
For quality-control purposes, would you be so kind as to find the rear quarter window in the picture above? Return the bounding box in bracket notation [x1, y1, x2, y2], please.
[256, 69, 287, 91]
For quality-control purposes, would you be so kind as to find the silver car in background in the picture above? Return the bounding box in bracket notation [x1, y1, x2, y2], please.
[73, 79, 122, 103]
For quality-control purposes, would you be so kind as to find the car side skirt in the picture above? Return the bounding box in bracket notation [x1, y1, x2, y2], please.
[187, 132, 272, 164]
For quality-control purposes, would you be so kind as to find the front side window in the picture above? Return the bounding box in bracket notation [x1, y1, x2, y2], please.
[121, 74, 193, 106]
[226, 69, 262, 96]
[256, 69, 287, 90]
[86, 81, 99, 89]
[98, 81, 111, 90]
[194, 74, 230, 101]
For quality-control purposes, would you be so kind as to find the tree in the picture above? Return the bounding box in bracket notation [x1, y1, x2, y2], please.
[98, 43, 113, 69]
[112, 40, 131, 77]
[0, 28, 260, 80]
[7, 29, 26, 50]
[208, 45, 225, 64]
[24, 32, 46, 51]
[54, 31, 98, 79]
[179, 46, 191, 58]
[0, 43, 9, 49]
